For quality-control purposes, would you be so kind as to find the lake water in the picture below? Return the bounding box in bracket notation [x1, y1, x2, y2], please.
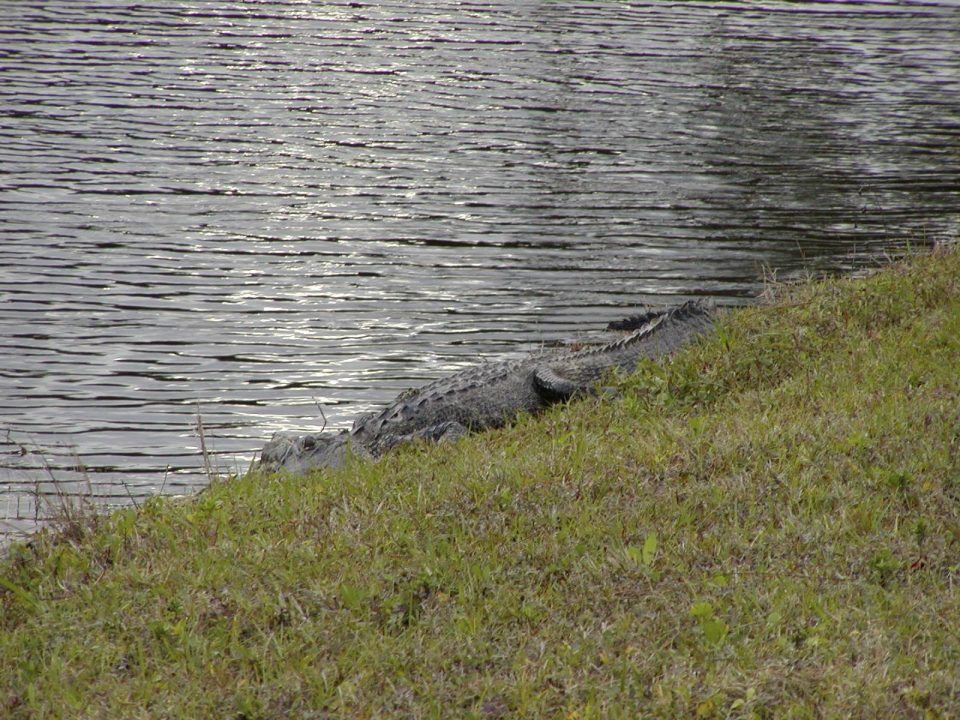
[2, 1, 958, 540]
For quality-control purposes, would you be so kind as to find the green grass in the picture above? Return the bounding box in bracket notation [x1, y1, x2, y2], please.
[3, 244, 960, 719]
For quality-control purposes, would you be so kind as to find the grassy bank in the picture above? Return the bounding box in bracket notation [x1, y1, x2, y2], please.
[3, 245, 959, 718]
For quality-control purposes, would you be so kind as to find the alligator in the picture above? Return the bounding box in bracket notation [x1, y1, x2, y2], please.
[259, 299, 715, 475]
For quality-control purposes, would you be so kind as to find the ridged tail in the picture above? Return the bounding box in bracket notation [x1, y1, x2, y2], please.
[562, 299, 716, 382]
[618, 299, 715, 360]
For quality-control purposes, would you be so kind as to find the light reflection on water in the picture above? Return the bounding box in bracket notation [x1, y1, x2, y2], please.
[1, 1, 958, 539]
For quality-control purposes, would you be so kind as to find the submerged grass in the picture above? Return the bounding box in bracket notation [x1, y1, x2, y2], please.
[2, 244, 960, 718]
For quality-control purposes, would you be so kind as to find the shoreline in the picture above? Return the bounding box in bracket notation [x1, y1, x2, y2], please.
[2, 242, 959, 717]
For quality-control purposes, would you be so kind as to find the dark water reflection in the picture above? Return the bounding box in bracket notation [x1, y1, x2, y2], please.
[1, 1, 958, 538]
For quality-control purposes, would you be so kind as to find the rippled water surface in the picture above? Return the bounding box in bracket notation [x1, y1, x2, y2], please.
[2, 1, 958, 538]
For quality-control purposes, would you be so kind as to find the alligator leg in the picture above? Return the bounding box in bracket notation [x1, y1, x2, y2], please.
[376, 420, 469, 453]
[532, 366, 583, 402]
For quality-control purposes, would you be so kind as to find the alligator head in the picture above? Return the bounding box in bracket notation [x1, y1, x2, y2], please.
[259, 429, 353, 475]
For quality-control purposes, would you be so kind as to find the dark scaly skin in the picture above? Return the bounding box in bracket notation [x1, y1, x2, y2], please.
[259, 300, 714, 475]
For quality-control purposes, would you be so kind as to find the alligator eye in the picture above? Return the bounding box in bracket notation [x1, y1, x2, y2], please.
[301, 435, 317, 450]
